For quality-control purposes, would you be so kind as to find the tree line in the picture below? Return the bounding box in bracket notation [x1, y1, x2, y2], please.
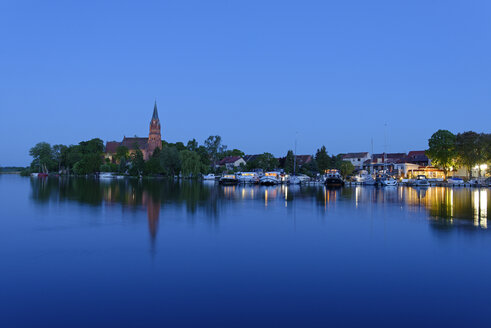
[426, 130, 491, 178]
[24, 135, 355, 178]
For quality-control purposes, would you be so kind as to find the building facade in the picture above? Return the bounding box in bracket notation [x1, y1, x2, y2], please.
[105, 102, 163, 161]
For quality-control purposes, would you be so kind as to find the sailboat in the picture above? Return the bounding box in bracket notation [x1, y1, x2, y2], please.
[289, 134, 301, 185]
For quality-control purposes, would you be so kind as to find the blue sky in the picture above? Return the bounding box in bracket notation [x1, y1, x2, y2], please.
[1, 0, 490, 166]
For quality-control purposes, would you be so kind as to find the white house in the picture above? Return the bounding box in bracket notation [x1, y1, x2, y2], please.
[342, 152, 371, 169]
[217, 156, 246, 170]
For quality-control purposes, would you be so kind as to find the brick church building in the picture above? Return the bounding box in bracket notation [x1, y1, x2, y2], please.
[105, 102, 162, 161]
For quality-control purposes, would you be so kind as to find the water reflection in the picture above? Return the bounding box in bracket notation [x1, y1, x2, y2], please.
[30, 178, 491, 242]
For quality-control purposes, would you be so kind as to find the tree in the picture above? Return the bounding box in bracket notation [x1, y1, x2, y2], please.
[79, 138, 104, 154]
[129, 149, 145, 176]
[219, 148, 244, 160]
[426, 129, 456, 177]
[455, 131, 480, 179]
[204, 135, 227, 168]
[339, 160, 355, 178]
[159, 146, 181, 176]
[115, 146, 129, 163]
[315, 146, 329, 174]
[180, 150, 202, 178]
[255, 153, 278, 171]
[196, 145, 211, 173]
[186, 139, 198, 152]
[52, 144, 67, 172]
[144, 156, 162, 175]
[284, 150, 296, 174]
[29, 142, 55, 173]
[73, 153, 103, 175]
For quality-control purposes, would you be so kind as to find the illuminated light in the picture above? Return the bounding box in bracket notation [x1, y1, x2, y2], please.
[265, 189, 268, 207]
[480, 164, 488, 170]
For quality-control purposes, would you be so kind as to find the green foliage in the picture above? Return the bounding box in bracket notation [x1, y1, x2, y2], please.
[115, 145, 129, 163]
[129, 149, 145, 176]
[29, 142, 57, 173]
[186, 139, 198, 152]
[284, 150, 297, 174]
[315, 146, 330, 173]
[204, 135, 227, 167]
[455, 131, 481, 178]
[144, 156, 162, 175]
[219, 148, 244, 160]
[250, 152, 278, 171]
[339, 160, 355, 177]
[180, 150, 202, 178]
[159, 146, 181, 176]
[73, 153, 103, 175]
[426, 129, 456, 175]
[100, 163, 118, 172]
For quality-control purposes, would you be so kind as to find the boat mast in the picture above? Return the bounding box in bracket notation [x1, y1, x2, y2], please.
[294, 132, 297, 176]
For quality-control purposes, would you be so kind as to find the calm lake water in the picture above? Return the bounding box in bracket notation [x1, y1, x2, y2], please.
[1, 174, 490, 327]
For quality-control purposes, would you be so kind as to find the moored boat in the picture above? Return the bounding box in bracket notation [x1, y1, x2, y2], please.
[99, 172, 116, 179]
[219, 174, 239, 185]
[324, 169, 344, 187]
[447, 177, 464, 186]
[260, 172, 281, 185]
[237, 172, 259, 184]
[412, 175, 429, 187]
[354, 170, 375, 185]
[203, 173, 216, 180]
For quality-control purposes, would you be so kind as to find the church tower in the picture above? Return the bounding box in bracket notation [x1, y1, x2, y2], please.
[148, 101, 162, 156]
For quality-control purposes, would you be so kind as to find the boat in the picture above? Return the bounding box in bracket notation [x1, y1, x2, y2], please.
[324, 169, 344, 187]
[447, 177, 464, 186]
[99, 172, 116, 179]
[381, 176, 397, 186]
[237, 172, 259, 184]
[203, 173, 216, 180]
[219, 174, 239, 185]
[354, 170, 375, 185]
[412, 175, 429, 187]
[289, 175, 301, 185]
[260, 172, 281, 185]
[376, 173, 397, 186]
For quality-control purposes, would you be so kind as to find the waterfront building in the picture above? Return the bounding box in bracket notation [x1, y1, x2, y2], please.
[342, 152, 371, 169]
[407, 150, 431, 166]
[105, 102, 162, 161]
[217, 156, 246, 170]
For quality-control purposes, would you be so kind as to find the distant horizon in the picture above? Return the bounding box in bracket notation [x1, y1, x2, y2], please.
[1, 1, 490, 166]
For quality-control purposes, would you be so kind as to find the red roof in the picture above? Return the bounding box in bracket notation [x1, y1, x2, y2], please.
[218, 156, 242, 165]
[105, 141, 120, 154]
[343, 152, 369, 159]
[121, 137, 148, 150]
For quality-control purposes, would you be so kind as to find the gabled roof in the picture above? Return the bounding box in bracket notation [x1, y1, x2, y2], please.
[343, 152, 370, 159]
[218, 156, 243, 165]
[295, 155, 312, 165]
[243, 154, 261, 162]
[105, 141, 120, 154]
[121, 137, 148, 150]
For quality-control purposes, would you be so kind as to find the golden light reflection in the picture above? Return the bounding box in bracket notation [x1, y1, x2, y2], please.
[265, 189, 268, 207]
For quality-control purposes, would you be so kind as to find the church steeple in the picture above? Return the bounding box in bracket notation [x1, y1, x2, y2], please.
[152, 100, 159, 120]
[148, 101, 162, 158]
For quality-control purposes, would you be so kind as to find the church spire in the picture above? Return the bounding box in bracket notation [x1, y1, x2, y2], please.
[152, 100, 159, 120]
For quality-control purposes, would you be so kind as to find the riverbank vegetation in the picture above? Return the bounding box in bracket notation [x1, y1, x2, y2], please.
[426, 130, 491, 178]
[23, 135, 354, 178]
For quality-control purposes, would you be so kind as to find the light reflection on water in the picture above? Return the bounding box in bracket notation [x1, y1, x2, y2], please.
[2, 175, 491, 327]
[28, 177, 490, 237]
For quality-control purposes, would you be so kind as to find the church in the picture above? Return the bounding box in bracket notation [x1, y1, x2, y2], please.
[105, 102, 162, 161]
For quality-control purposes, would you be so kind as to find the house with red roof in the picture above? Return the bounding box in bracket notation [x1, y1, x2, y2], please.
[217, 156, 246, 170]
